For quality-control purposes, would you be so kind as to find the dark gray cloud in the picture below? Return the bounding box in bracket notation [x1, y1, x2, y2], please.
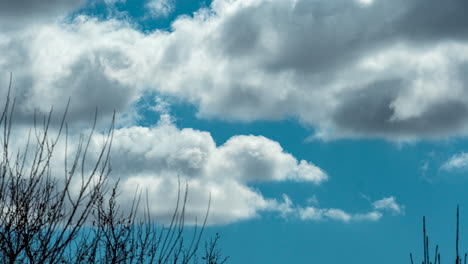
[215, 0, 401, 74]
[213, 0, 468, 74]
[183, 0, 468, 140]
[50, 52, 136, 122]
[0, 0, 84, 30]
[398, 0, 468, 41]
[333, 80, 468, 138]
[0, 0, 81, 15]
[220, 0, 468, 68]
[217, 6, 261, 57]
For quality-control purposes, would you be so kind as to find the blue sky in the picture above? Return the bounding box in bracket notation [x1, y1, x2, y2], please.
[1, 0, 468, 263]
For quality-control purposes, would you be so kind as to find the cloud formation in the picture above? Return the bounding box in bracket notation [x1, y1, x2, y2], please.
[3, 0, 468, 140]
[76, 115, 326, 225]
[0, 0, 417, 227]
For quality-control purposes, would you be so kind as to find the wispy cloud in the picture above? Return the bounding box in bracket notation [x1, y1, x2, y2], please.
[298, 207, 382, 223]
[103, 0, 126, 5]
[441, 153, 468, 171]
[298, 203, 392, 223]
[145, 0, 174, 18]
[276, 195, 402, 223]
[372, 197, 405, 215]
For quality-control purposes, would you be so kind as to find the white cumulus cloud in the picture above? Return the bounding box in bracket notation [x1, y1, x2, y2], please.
[77, 115, 327, 225]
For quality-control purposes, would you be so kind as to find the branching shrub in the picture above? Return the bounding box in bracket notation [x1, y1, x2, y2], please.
[0, 75, 228, 264]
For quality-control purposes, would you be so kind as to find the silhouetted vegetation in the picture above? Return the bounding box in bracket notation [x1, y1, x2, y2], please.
[410, 206, 466, 264]
[200, 233, 229, 264]
[0, 76, 228, 264]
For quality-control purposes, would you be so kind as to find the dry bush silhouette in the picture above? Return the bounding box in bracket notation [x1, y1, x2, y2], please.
[410, 206, 466, 264]
[0, 76, 228, 264]
[199, 233, 229, 264]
